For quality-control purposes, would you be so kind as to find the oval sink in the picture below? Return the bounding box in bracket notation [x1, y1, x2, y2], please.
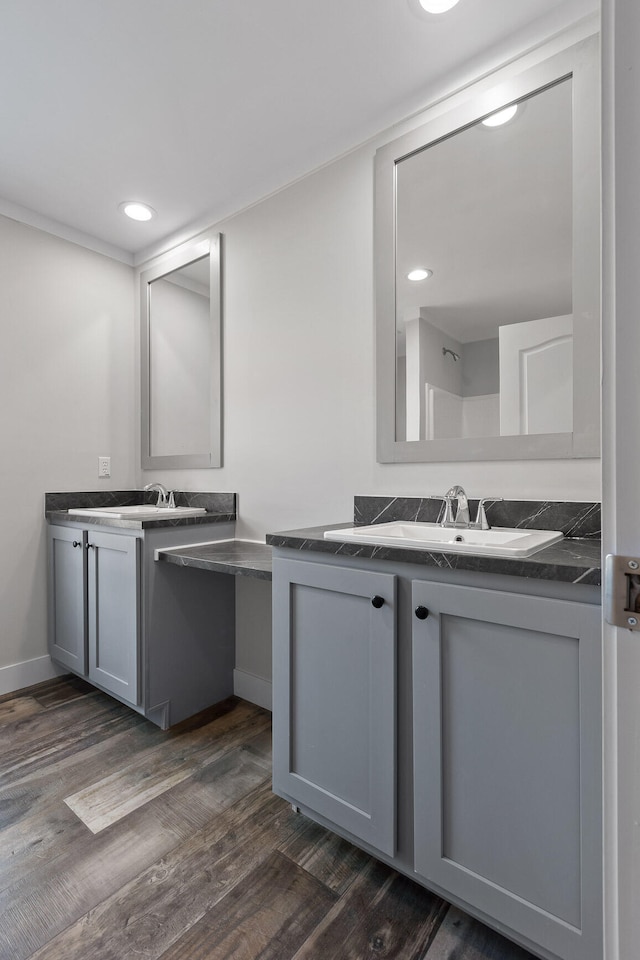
[68, 506, 207, 520]
[324, 521, 563, 558]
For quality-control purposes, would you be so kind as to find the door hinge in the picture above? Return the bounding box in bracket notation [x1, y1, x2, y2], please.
[604, 554, 640, 630]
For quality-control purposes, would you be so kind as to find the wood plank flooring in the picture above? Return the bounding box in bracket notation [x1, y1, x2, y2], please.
[0, 677, 537, 960]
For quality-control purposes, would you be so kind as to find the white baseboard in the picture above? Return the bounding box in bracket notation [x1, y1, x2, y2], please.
[0, 655, 66, 697]
[2, 658, 273, 710]
[233, 668, 272, 711]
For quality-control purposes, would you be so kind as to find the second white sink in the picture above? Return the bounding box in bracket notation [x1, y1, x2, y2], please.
[324, 521, 563, 558]
[68, 505, 207, 520]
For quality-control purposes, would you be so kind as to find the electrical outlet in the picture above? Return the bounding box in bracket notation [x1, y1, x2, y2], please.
[98, 456, 111, 478]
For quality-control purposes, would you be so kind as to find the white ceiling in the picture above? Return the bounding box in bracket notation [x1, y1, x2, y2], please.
[0, 0, 597, 264]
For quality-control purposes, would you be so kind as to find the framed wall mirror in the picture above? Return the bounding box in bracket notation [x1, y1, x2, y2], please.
[140, 230, 222, 469]
[375, 35, 599, 463]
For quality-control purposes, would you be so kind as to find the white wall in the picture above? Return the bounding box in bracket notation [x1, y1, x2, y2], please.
[137, 126, 600, 687]
[0, 216, 135, 687]
[139, 138, 600, 524]
[0, 21, 600, 695]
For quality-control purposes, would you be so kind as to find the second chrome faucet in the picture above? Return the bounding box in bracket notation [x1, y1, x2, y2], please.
[143, 482, 176, 508]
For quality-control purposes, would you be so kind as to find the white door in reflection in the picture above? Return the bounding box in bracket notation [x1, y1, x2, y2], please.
[499, 314, 573, 436]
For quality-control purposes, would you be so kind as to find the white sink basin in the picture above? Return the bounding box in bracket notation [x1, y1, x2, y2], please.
[324, 521, 563, 558]
[68, 506, 207, 520]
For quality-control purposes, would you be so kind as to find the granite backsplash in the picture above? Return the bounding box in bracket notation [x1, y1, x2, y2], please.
[353, 496, 600, 540]
[45, 490, 237, 518]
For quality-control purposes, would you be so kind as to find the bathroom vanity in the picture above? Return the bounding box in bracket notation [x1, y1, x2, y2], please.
[268, 497, 602, 960]
[46, 491, 238, 728]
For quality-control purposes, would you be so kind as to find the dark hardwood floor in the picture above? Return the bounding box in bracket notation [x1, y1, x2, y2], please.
[0, 677, 537, 960]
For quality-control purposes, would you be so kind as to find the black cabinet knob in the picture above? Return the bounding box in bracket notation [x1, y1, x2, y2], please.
[371, 595, 385, 609]
[72, 540, 81, 548]
[415, 606, 429, 620]
[86, 542, 94, 549]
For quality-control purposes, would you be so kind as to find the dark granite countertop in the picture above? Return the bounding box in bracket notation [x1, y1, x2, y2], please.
[156, 540, 272, 581]
[266, 523, 602, 587]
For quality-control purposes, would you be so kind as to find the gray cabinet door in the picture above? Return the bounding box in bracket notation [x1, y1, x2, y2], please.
[412, 581, 602, 960]
[47, 525, 87, 674]
[273, 557, 396, 856]
[87, 530, 141, 706]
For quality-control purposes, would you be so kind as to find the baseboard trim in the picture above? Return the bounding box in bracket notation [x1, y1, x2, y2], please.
[2, 658, 273, 710]
[0, 655, 66, 697]
[233, 668, 272, 711]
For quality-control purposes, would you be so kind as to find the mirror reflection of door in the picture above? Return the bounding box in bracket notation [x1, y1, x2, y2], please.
[499, 314, 573, 436]
[148, 255, 211, 457]
[395, 77, 572, 442]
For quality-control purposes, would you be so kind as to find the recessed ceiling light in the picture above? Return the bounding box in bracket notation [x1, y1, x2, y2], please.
[119, 201, 156, 222]
[418, 0, 461, 13]
[482, 104, 518, 127]
[407, 268, 433, 282]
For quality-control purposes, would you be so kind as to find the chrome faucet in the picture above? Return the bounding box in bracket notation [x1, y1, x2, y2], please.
[143, 482, 169, 507]
[431, 486, 503, 529]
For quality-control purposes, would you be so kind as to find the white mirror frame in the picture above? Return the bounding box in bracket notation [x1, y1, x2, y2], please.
[375, 34, 600, 463]
[141, 230, 222, 469]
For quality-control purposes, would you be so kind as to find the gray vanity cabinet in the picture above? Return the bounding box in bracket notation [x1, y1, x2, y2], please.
[48, 525, 141, 705]
[272, 557, 397, 856]
[412, 581, 602, 960]
[272, 550, 603, 960]
[48, 518, 236, 728]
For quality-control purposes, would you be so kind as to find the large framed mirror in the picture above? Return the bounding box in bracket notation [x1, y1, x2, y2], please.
[141, 230, 222, 469]
[375, 35, 599, 463]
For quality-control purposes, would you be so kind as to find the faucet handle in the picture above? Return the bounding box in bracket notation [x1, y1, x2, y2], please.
[428, 494, 456, 525]
[474, 497, 503, 530]
[168, 491, 176, 509]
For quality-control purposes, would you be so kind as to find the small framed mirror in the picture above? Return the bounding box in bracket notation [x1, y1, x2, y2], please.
[375, 35, 599, 463]
[140, 230, 222, 469]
